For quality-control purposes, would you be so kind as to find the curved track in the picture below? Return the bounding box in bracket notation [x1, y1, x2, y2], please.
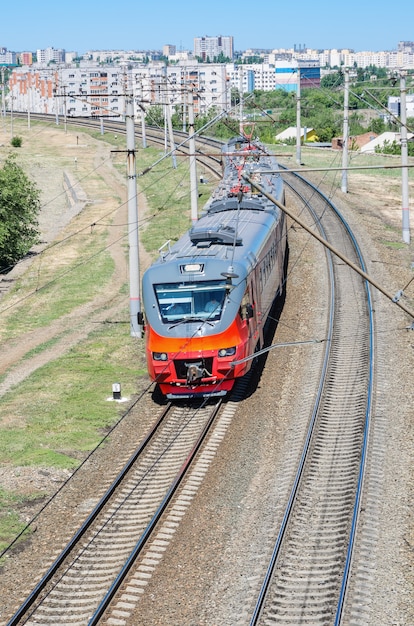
[249, 170, 375, 625]
[10, 112, 224, 181]
[1, 124, 381, 624]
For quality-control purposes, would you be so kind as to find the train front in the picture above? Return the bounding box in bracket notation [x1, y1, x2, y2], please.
[142, 258, 250, 400]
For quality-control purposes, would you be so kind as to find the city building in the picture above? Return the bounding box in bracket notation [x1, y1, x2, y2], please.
[7, 62, 229, 119]
[388, 94, 414, 118]
[240, 43, 414, 70]
[19, 52, 33, 65]
[4, 41, 414, 122]
[36, 47, 66, 65]
[0, 47, 17, 66]
[163, 44, 176, 57]
[226, 59, 320, 94]
[194, 35, 234, 61]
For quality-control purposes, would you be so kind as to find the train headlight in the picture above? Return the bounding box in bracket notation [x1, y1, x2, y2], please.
[218, 347, 236, 358]
[153, 352, 168, 361]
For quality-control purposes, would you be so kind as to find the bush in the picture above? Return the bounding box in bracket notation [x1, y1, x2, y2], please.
[0, 155, 41, 271]
[11, 136, 23, 148]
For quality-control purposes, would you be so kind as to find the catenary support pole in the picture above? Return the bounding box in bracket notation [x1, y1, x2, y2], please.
[341, 69, 349, 193]
[296, 68, 301, 165]
[139, 81, 147, 148]
[400, 71, 410, 244]
[188, 88, 198, 223]
[125, 76, 143, 337]
[239, 68, 244, 135]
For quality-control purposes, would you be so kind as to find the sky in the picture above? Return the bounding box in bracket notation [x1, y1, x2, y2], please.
[2, 0, 414, 55]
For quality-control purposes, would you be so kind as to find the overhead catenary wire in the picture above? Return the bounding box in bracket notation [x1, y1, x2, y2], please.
[242, 172, 414, 321]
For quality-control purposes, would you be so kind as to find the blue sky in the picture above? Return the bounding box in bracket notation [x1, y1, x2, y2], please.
[2, 0, 413, 54]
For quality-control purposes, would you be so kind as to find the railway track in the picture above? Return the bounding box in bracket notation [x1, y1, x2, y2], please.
[6, 397, 241, 625]
[1, 122, 389, 624]
[247, 170, 375, 625]
[9, 112, 224, 181]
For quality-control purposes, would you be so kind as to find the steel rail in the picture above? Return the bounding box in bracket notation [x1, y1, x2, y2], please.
[5, 402, 173, 626]
[8, 112, 223, 177]
[249, 169, 375, 624]
[249, 176, 336, 624]
[287, 169, 376, 626]
[88, 399, 223, 625]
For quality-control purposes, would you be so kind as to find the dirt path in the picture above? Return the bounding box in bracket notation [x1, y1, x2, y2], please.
[0, 124, 151, 397]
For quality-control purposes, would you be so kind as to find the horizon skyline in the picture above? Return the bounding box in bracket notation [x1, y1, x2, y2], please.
[3, 41, 414, 56]
[1, 0, 414, 55]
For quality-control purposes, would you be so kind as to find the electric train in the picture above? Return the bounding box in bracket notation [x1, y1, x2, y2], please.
[142, 135, 287, 399]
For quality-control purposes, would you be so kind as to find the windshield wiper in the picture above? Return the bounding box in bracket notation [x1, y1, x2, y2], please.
[168, 317, 214, 329]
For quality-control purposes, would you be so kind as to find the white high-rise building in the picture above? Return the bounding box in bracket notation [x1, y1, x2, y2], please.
[36, 47, 65, 64]
[194, 35, 234, 61]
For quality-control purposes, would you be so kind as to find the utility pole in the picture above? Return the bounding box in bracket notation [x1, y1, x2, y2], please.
[26, 73, 31, 129]
[400, 71, 410, 244]
[55, 86, 59, 126]
[63, 84, 67, 134]
[239, 67, 243, 134]
[163, 65, 177, 168]
[10, 91, 13, 137]
[341, 69, 349, 193]
[0, 68, 4, 117]
[125, 74, 143, 338]
[296, 68, 301, 165]
[166, 100, 177, 168]
[181, 75, 187, 133]
[139, 81, 147, 148]
[188, 86, 198, 223]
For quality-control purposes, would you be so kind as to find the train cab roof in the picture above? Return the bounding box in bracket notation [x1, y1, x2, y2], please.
[147, 202, 280, 277]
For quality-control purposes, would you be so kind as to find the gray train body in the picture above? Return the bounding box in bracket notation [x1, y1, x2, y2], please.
[142, 136, 287, 399]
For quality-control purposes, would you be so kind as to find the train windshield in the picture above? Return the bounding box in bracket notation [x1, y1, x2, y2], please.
[154, 280, 227, 323]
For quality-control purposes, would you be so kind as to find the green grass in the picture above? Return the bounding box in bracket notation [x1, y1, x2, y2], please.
[21, 335, 65, 360]
[382, 240, 407, 250]
[139, 158, 214, 255]
[1, 234, 115, 339]
[0, 487, 36, 562]
[0, 509, 30, 561]
[0, 323, 147, 467]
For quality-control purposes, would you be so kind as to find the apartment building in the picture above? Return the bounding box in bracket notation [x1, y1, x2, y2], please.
[226, 60, 320, 94]
[0, 48, 17, 65]
[36, 47, 65, 65]
[194, 35, 234, 61]
[7, 63, 229, 119]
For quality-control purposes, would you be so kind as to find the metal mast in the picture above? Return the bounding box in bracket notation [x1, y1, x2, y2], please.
[239, 68, 243, 135]
[125, 73, 143, 337]
[400, 71, 410, 244]
[139, 81, 147, 148]
[296, 68, 301, 165]
[188, 86, 198, 223]
[341, 68, 349, 193]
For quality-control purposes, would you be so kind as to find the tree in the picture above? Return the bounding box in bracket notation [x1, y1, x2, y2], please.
[0, 155, 41, 271]
[368, 117, 386, 134]
[320, 71, 344, 90]
[145, 105, 165, 128]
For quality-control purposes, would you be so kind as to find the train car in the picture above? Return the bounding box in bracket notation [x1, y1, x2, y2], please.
[142, 135, 287, 399]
